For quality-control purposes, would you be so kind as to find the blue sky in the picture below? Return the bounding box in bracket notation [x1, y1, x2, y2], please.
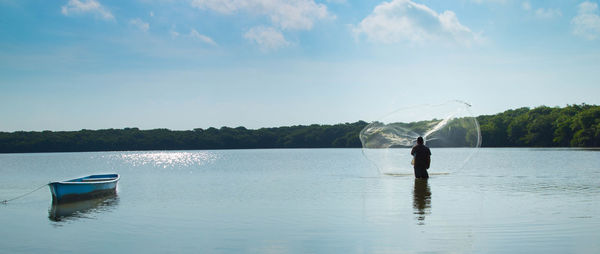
[1, 0, 599, 131]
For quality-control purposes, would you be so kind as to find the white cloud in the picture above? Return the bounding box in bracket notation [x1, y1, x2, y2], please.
[189, 29, 217, 46]
[150, 11, 155, 17]
[578, 1, 599, 12]
[534, 8, 562, 19]
[129, 18, 150, 32]
[471, 0, 507, 4]
[244, 26, 290, 51]
[190, 0, 332, 31]
[190, 0, 239, 14]
[61, 0, 114, 20]
[572, 1, 600, 40]
[353, 0, 481, 46]
[522, 2, 561, 19]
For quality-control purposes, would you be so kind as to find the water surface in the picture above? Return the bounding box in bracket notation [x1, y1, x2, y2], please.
[1, 148, 599, 253]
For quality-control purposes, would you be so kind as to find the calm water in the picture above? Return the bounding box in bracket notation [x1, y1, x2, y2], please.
[1, 148, 599, 253]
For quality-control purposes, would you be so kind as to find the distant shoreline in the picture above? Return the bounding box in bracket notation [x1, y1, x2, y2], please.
[1, 104, 598, 153]
[2, 147, 600, 156]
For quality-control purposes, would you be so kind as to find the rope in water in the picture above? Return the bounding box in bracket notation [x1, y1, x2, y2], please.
[1, 183, 48, 204]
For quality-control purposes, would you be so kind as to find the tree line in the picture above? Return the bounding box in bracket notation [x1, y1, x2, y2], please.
[0, 122, 368, 153]
[478, 104, 599, 147]
[0, 104, 598, 153]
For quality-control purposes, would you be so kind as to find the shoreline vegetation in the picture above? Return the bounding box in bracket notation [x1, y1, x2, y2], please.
[1, 104, 599, 153]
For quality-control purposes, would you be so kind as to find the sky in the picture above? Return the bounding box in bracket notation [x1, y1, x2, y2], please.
[1, 0, 599, 131]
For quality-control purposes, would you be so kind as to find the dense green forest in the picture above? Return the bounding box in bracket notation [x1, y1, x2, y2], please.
[0, 122, 368, 153]
[478, 104, 600, 147]
[0, 104, 598, 153]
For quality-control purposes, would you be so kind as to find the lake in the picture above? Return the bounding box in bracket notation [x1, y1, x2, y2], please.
[1, 148, 599, 253]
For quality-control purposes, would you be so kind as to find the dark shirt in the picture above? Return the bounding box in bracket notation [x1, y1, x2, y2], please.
[411, 144, 431, 169]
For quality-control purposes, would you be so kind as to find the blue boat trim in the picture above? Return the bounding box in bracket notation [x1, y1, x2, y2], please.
[49, 174, 119, 204]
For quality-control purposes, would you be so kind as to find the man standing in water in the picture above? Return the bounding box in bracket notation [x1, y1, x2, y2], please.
[411, 136, 431, 179]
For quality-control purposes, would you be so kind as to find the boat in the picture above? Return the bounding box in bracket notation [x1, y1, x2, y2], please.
[48, 174, 120, 203]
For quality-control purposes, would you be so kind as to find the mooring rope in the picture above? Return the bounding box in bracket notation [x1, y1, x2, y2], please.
[1, 183, 48, 204]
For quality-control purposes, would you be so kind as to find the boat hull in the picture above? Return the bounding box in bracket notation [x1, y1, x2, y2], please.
[49, 174, 119, 204]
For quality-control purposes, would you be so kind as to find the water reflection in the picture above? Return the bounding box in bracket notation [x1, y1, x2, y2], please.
[49, 195, 119, 223]
[413, 179, 431, 224]
[114, 151, 219, 168]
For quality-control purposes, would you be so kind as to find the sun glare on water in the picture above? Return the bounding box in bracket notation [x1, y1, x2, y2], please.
[115, 151, 220, 168]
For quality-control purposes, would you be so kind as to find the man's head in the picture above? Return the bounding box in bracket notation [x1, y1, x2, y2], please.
[417, 136, 424, 145]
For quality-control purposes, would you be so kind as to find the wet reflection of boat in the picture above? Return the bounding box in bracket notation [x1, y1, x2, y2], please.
[48, 174, 119, 203]
[48, 195, 119, 222]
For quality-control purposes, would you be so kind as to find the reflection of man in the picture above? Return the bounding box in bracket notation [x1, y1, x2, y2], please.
[413, 178, 431, 223]
[410, 136, 431, 179]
